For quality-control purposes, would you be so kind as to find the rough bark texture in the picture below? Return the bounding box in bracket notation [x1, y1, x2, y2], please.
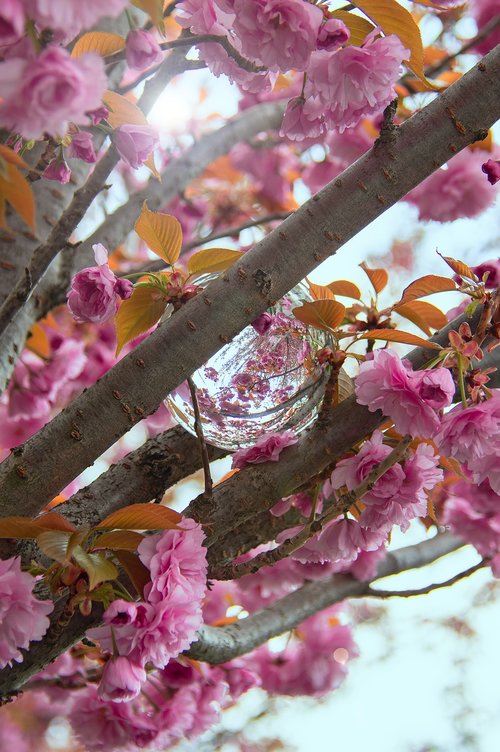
[0, 100, 285, 393]
[0, 48, 498, 520]
[187, 534, 464, 663]
[0, 533, 463, 697]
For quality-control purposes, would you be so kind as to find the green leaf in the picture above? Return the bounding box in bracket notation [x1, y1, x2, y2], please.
[95, 503, 182, 531]
[72, 547, 119, 591]
[135, 203, 182, 265]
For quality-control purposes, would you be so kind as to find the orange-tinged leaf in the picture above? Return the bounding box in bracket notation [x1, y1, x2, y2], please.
[330, 10, 375, 46]
[187, 247, 244, 275]
[26, 323, 51, 359]
[102, 90, 147, 128]
[114, 284, 168, 356]
[135, 203, 182, 264]
[437, 71, 462, 87]
[71, 32, 126, 58]
[0, 511, 76, 539]
[438, 254, 476, 281]
[351, 0, 434, 88]
[114, 550, 150, 598]
[398, 275, 457, 304]
[131, 0, 165, 32]
[72, 547, 119, 590]
[307, 279, 335, 301]
[0, 144, 29, 171]
[35, 511, 77, 533]
[92, 530, 145, 552]
[359, 262, 388, 294]
[358, 328, 441, 349]
[394, 300, 448, 335]
[0, 162, 36, 231]
[0, 517, 47, 539]
[327, 280, 362, 300]
[293, 299, 346, 332]
[96, 503, 182, 531]
[144, 151, 161, 180]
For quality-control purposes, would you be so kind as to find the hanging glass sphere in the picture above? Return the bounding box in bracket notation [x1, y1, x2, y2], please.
[165, 277, 334, 450]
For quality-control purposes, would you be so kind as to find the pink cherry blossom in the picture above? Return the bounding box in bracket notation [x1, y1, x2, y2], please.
[355, 349, 455, 438]
[305, 32, 408, 133]
[67, 244, 134, 324]
[470, 0, 500, 55]
[0, 0, 25, 47]
[232, 0, 323, 72]
[125, 30, 163, 71]
[257, 608, 357, 697]
[98, 656, 147, 703]
[137, 520, 208, 602]
[0, 557, 53, 669]
[331, 432, 442, 534]
[42, 157, 71, 183]
[113, 124, 159, 169]
[232, 430, 298, 468]
[434, 394, 500, 477]
[317, 18, 350, 51]
[176, 0, 233, 35]
[0, 47, 107, 140]
[482, 158, 500, 185]
[25, 0, 128, 41]
[472, 257, 500, 289]
[406, 148, 498, 222]
[251, 312, 275, 335]
[69, 687, 159, 752]
[67, 131, 97, 163]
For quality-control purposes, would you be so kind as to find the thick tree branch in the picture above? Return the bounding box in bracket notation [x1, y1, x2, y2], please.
[0, 101, 286, 394]
[191, 305, 484, 563]
[0, 46, 203, 390]
[72, 101, 286, 273]
[0, 533, 464, 697]
[186, 534, 465, 664]
[0, 48, 498, 521]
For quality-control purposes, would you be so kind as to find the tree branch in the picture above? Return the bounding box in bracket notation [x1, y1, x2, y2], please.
[185, 534, 465, 664]
[0, 533, 464, 698]
[0, 48, 498, 521]
[367, 559, 487, 599]
[0, 46, 203, 386]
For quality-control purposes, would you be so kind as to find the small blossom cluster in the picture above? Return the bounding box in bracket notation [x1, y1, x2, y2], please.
[0, 557, 53, 669]
[88, 520, 208, 703]
[67, 244, 134, 325]
[443, 478, 500, 566]
[355, 348, 455, 438]
[177, 0, 409, 139]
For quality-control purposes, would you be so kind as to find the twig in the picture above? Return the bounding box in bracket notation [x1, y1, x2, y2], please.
[425, 15, 500, 80]
[367, 559, 487, 599]
[187, 376, 213, 499]
[210, 435, 412, 580]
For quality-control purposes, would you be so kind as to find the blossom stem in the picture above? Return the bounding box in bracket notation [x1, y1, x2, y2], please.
[212, 435, 412, 580]
[188, 377, 213, 500]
